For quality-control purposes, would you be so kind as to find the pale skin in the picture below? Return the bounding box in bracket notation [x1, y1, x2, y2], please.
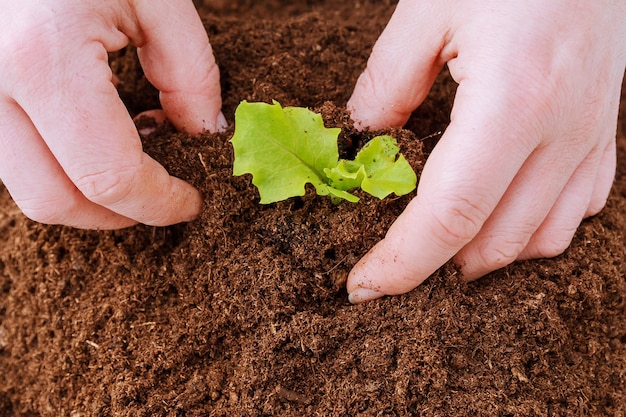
[0, 0, 225, 229]
[0, 1, 624, 301]
[346, 0, 626, 302]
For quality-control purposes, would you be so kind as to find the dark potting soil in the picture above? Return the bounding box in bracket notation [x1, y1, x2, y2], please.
[1, 1, 625, 415]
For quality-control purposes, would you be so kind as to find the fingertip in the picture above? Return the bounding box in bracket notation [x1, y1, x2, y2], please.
[348, 288, 385, 304]
[345, 242, 386, 296]
[346, 262, 385, 304]
[169, 177, 203, 225]
[346, 1, 446, 130]
[346, 225, 424, 299]
[132, 107, 227, 135]
[160, 90, 224, 134]
[132, 0, 224, 135]
[196, 109, 228, 134]
[216, 111, 228, 132]
[202, 109, 228, 134]
[347, 76, 412, 131]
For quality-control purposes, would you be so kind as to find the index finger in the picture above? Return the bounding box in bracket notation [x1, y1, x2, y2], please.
[346, 79, 536, 302]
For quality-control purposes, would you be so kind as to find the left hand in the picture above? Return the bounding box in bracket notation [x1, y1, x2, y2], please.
[0, 0, 224, 229]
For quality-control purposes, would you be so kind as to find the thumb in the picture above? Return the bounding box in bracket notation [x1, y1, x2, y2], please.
[347, 1, 449, 129]
[132, 0, 226, 133]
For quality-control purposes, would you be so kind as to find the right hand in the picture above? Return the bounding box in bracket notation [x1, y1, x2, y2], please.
[346, 0, 626, 303]
[0, 0, 225, 229]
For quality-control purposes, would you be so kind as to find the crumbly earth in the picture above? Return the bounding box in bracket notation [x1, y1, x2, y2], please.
[1, 1, 625, 415]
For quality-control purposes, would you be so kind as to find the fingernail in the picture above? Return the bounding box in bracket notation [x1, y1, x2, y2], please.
[216, 112, 228, 132]
[348, 288, 384, 304]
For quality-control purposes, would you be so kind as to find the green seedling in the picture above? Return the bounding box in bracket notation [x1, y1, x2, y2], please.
[230, 100, 416, 203]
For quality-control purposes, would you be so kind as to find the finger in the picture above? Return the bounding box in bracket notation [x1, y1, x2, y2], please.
[14, 41, 202, 227]
[347, 1, 450, 129]
[517, 137, 615, 260]
[585, 139, 616, 217]
[516, 145, 605, 261]
[0, 97, 137, 229]
[347, 79, 537, 303]
[581, 61, 622, 218]
[132, 0, 226, 133]
[452, 140, 591, 281]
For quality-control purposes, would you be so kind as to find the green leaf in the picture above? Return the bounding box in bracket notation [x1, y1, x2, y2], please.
[326, 135, 416, 199]
[230, 101, 416, 204]
[231, 100, 346, 203]
[356, 135, 417, 199]
[324, 160, 366, 192]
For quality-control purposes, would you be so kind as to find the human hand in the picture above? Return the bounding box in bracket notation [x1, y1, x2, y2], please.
[346, 0, 626, 303]
[0, 0, 225, 229]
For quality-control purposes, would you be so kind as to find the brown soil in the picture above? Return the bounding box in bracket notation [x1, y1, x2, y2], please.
[1, 1, 625, 415]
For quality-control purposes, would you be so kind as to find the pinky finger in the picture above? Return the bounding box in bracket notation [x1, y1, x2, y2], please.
[585, 139, 616, 218]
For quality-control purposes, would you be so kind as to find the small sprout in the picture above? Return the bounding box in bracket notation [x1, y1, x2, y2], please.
[230, 100, 416, 203]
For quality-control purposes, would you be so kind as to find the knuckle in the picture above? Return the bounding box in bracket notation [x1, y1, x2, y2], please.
[427, 196, 491, 249]
[459, 221, 539, 275]
[73, 167, 135, 207]
[190, 48, 221, 90]
[474, 239, 527, 271]
[0, 17, 65, 94]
